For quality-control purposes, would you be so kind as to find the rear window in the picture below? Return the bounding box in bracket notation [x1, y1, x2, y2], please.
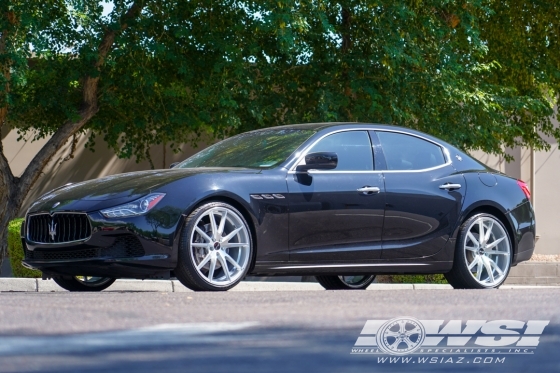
[377, 131, 446, 170]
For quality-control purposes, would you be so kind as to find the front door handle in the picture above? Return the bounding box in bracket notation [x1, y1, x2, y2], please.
[439, 183, 462, 190]
[357, 186, 380, 195]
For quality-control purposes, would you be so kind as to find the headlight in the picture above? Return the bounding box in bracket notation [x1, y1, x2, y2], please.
[100, 193, 166, 218]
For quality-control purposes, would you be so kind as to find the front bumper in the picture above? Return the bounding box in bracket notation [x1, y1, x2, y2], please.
[22, 211, 181, 279]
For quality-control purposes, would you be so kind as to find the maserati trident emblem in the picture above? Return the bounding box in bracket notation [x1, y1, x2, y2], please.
[48, 220, 57, 240]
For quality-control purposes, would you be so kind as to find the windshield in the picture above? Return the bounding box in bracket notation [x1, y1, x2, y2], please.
[176, 129, 316, 169]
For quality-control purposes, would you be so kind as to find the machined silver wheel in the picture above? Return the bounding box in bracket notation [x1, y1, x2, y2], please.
[52, 276, 116, 291]
[74, 276, 114, 287]
[316, 274, 376, 290]
[462, 215, 511, 287]
[189, 206, 251, 287]
[338, 275, 376, 289]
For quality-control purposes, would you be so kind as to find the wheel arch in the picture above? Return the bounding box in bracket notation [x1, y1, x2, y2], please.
[456, 203, 517, 261]
[176, 193, 259, 274]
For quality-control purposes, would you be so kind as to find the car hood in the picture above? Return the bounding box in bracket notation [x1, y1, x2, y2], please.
[27, 168, 259, 214]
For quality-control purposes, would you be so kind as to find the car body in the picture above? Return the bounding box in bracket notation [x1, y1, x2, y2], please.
[21, 123, 536, 291]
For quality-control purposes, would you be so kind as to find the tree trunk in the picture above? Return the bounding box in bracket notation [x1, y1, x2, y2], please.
[0, 109, 99, 269]
[0, 161, 18, 265]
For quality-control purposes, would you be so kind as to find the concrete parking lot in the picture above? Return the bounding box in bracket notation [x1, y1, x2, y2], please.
[0, 282, 558, 373]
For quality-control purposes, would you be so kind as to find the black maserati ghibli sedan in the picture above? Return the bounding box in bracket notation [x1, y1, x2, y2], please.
[22, 123, 535, 291]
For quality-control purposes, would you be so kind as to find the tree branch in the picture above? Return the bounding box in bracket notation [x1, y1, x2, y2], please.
[0, 11, 15, 184]
[0, 11, 15, 129]
[14, 1, 145, 205]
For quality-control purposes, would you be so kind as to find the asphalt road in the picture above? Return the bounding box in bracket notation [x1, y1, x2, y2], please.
[0, 288, 559, 373]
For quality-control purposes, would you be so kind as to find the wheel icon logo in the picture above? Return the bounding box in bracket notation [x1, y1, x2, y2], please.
[376, 317, 426, 355]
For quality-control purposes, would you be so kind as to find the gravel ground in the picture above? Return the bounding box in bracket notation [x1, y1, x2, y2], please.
[529, 254, 560, 262]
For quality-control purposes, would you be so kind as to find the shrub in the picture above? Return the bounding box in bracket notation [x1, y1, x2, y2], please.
[377, 274, 448, 284]
[7, 218, 42, 278]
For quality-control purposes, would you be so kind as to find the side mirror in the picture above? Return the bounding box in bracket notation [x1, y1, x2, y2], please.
[169, 162, 179, 169]
[296, 152, 338, 172]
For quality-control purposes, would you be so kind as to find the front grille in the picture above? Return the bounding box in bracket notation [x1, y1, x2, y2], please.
[27, 213, 92, 244]
[25, 247, 99, 261]
[25, 236, 145, 261]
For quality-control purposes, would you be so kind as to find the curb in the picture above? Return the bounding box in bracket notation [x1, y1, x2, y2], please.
[505, 262, 560, 285]
[0, 278, 558, 292]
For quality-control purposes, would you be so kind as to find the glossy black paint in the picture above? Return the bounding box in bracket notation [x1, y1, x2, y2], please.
[380, 165, 465, 260]
[287, 171, 386, 262]
[298, 152, 338, 172]
[22, 123, 536, 279]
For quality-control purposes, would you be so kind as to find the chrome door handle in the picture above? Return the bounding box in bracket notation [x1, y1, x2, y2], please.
[357, 186, 380, 195]
[439, 183, 462, 190]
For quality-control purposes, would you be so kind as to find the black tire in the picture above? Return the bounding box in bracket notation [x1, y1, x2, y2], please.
[175, 202, 253, 291]
[445, 213, 512, 289]
[315, 275, 376, 290]
[53, 276, 116, 292]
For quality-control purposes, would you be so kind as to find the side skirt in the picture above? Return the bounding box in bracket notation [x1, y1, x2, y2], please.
[249, 261, 453, 276]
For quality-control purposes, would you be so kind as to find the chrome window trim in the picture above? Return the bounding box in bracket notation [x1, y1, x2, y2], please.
[26, 212, 92, 246]
[287, 127, 452, 174]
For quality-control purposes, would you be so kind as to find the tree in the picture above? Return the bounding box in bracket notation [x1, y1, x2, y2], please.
[0, 0, 271, 261]
[1, 1, 559, 263]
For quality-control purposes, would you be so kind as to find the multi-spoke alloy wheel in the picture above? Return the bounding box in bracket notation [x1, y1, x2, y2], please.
[445, 213, 512, 289]
[53, 276, 115, 292]
[315, 275, 376, 290]
[175, 202, 253, 291]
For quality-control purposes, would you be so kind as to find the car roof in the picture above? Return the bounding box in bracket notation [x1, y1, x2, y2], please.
[261, 122, 472, 163]
[259, 122, 445, 142]
[261, 122, 419, 132]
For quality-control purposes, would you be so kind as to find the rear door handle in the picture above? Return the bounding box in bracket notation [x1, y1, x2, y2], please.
[357, 186, 380, 195]
[439, 183, 462, 190]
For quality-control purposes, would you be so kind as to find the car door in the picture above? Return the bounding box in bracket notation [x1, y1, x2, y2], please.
[372, 130, 465, 259]
[286, 130, 386, 262]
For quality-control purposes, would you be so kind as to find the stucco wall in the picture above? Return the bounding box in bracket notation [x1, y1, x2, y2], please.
[469, 115, 559, 255]
[1, 128, 208, 215]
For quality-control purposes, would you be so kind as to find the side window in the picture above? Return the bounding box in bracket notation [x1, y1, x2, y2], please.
[377, 132, 446, 170]
[308, 131, 373, 171]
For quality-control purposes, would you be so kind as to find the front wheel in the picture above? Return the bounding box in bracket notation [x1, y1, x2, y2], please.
[316, 275, 376, 290]
[53, 276, 116, 292]
[175, 202, 253, 291]
[445, 213, 512, 289]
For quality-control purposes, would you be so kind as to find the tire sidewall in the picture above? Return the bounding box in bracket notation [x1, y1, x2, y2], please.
[316, 275, 376, 290]
[178, 202, 253, 291]
[338, 275, 376, 289]
[455, 213, 512, 289]
[53, 276, 116, 291]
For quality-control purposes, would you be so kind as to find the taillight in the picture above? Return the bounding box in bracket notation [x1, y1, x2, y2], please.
[517, 180, 531, 199]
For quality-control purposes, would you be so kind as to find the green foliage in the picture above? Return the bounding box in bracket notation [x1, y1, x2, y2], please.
[7, 219, 42, 278]
[377, 274, 448, 284]
[2, 1, 560, 163]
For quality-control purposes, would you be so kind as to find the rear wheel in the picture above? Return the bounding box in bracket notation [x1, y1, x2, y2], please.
[315, 275, 376, 290]
[175, 202, 253, 291]
[445, 213, 512, 289]
[53, 276, 116, 292]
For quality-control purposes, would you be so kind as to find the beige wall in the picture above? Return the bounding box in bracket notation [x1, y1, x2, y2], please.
[1, 128, 207, 215]
[470, 117, 560, 255]
[3, 123, 559, 255]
